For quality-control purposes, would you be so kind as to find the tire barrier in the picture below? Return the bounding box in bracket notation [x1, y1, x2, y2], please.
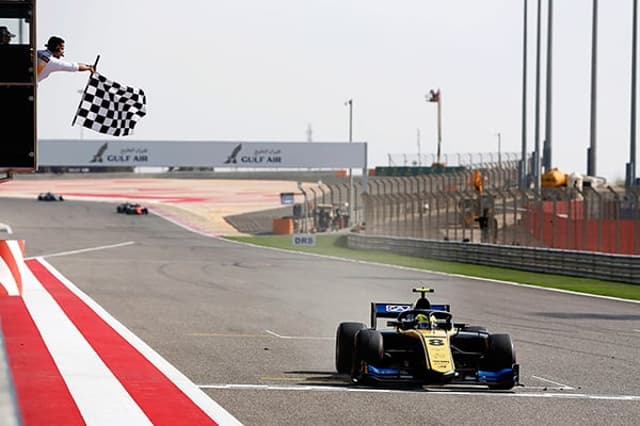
[0, 240, 25, 296]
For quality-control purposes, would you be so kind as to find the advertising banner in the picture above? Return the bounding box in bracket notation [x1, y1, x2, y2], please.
[38, 140, 367, 169]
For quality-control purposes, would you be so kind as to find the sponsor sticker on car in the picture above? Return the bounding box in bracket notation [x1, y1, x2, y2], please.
[385, 304, 412, 313]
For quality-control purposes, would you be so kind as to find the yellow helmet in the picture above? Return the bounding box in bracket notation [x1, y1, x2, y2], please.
[415, 313, 435, 329]
[415, 313, 430, 323]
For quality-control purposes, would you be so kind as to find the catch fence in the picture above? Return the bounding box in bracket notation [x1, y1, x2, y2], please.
[308, 168, 640, 256]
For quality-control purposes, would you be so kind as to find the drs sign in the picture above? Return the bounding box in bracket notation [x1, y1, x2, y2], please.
[293, 234, 316, 247]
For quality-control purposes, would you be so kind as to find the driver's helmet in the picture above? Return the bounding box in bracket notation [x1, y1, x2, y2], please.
[415, 313, 432, 329]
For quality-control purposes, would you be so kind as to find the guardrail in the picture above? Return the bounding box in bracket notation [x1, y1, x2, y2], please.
[346, 233, 640, 284]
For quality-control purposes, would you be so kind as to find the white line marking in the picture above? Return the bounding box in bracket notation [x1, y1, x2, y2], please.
[197, 383, 640, 400]
[531, 375, 575, 390]
[265, 329, 333, 340]
[150, 205, 640, 306]
[37, 258, 243, 426]
[524, 386, 570, 391]
[21, 262, 152, 425]
[223, 239, 640, 305]
[634, 329, 640, 333]
[27, 241, 136, 259]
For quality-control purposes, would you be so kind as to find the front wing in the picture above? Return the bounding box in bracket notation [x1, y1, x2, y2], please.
[363, 363, 519, 388]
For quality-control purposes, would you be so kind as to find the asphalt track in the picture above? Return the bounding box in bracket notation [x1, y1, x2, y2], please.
[2, 197, 640, 425]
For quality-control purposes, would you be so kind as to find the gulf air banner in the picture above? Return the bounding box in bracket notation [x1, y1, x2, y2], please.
[37, 140, 367, 169]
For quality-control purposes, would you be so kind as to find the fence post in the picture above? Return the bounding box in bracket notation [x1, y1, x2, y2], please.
[594, 190, 603, 252]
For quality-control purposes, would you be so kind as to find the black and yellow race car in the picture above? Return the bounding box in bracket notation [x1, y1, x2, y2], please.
[335, 288, 519, 389]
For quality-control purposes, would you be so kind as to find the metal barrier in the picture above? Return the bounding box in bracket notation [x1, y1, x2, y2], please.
[346, 233, 640, 284]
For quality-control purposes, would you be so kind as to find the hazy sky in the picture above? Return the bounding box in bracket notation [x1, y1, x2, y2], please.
[34, 1, 637, 182]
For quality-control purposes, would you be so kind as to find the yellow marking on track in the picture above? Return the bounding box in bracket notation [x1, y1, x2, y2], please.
[261, 376, 342, 383]
[261, 377, 305, 382]
[265, 329, 333, 340]
[188, 333, 268, 338]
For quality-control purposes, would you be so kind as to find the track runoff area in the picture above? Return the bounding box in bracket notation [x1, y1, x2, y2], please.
[0, 247, 241, 425]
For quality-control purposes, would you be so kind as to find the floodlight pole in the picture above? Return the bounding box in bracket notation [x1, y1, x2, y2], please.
[544, 0, 554, 173]
[436, 94, 442, 165]
[628, 0, 638, 188]
[588, 0, 598, 177]
[520, 0, 528, 190]
[534, 0, 542, 194]
[346, 99, 354, 226]
[426, 89, 442, 165]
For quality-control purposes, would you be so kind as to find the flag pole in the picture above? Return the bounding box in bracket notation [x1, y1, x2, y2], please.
[72, 54, 101, 127]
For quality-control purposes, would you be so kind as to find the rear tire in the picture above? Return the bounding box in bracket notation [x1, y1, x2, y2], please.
[335, 322, 366, 374]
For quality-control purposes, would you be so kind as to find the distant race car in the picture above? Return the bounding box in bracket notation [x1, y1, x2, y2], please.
[335, 287, 519, 389]
[37, 192, 64, 201]
[116, 202, 149, 215]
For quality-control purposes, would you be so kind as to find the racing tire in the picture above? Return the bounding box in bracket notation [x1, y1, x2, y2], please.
[485, 333, 516, 390]
[351, 329, 384, 383]
[354, 329, 384, 365]
[335, 322, 367, 374]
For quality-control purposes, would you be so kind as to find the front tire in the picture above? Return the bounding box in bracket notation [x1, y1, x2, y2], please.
[351, 329, 384, 382]
[354, 329, 384, 364]
[484, 333, 516, 390]
[335, 322, 366, 374]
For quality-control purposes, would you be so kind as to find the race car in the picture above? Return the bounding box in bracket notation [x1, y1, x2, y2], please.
[335, 287, 519, 389]
[116, 202, 149, 215]
[37, 192, 64, 201]
[116, 202, 133, 213]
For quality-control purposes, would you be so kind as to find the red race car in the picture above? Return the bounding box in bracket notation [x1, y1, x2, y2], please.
[116, 202, 149, 215]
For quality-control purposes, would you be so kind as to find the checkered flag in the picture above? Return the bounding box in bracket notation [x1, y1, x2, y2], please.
[73, 72, 146, 136]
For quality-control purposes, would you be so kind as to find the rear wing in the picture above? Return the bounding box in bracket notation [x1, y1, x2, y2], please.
[370, 303, 450, 328]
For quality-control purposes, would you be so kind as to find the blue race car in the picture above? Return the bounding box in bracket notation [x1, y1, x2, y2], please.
[37, 192, 64, 201]
[335, 287, 519, 389]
